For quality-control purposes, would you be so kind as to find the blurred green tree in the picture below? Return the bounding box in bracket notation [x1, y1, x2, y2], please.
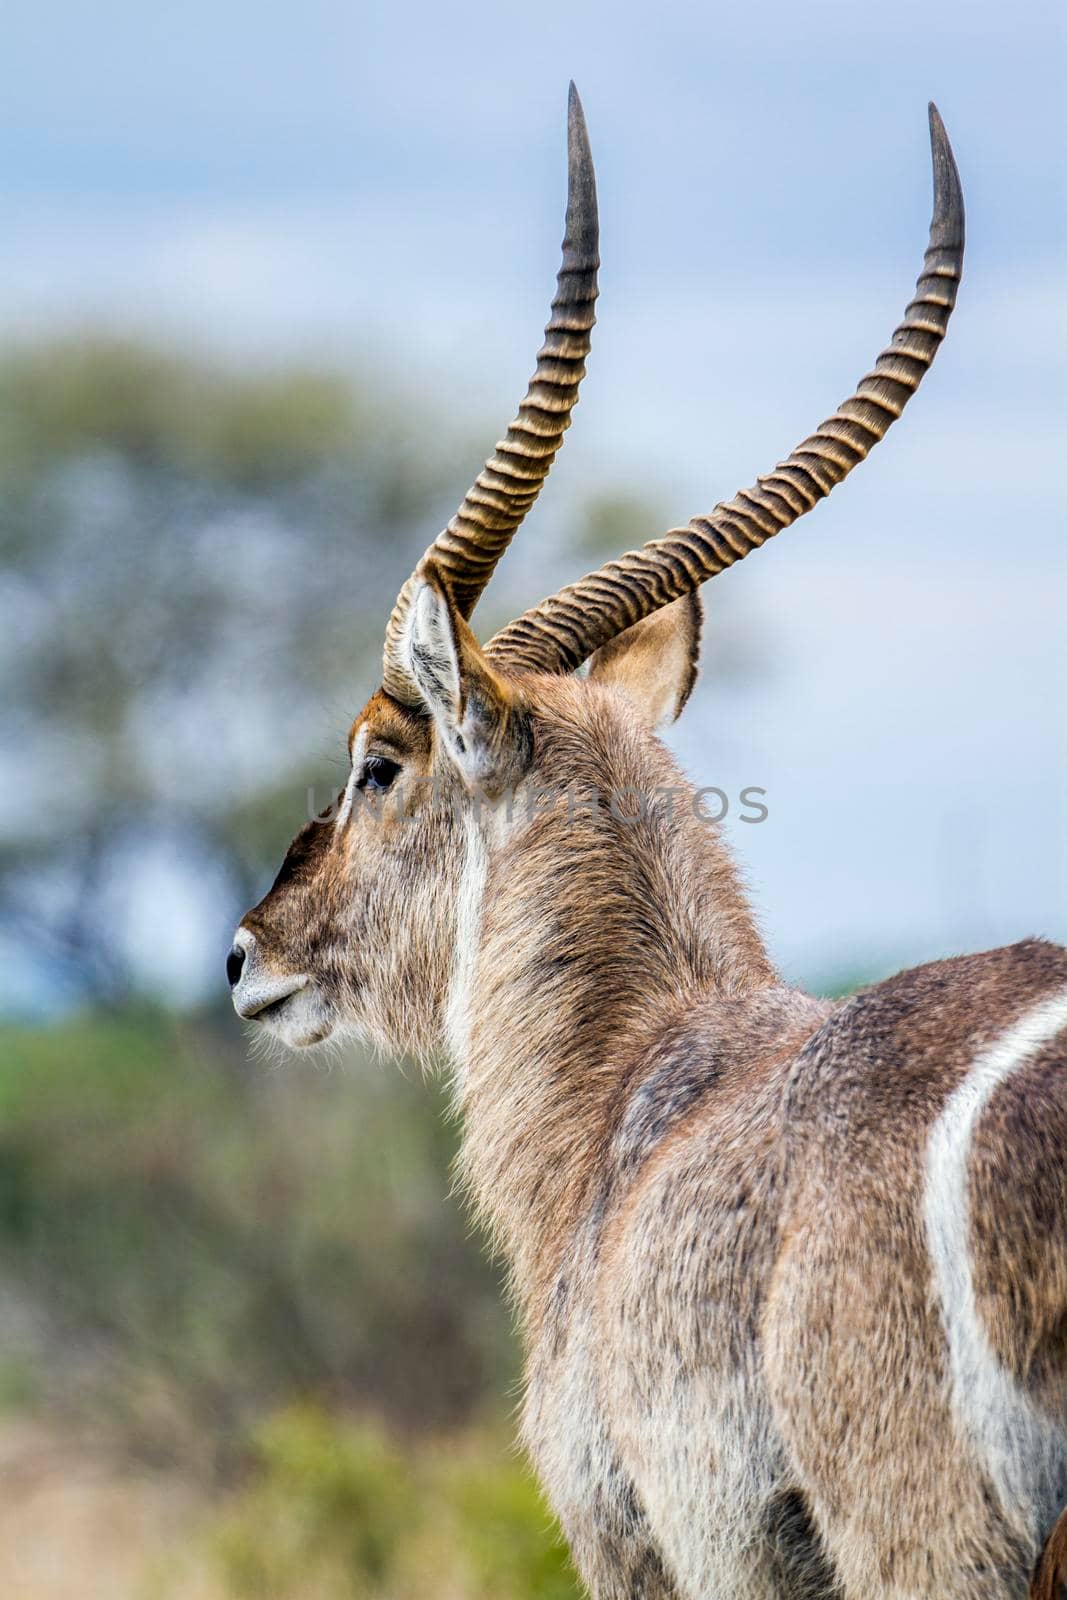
[0, 336, 462, 1006]
[0, 334, 716, 1012]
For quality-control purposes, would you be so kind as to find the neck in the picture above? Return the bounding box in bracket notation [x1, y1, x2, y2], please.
[450, 731, 775, 1330]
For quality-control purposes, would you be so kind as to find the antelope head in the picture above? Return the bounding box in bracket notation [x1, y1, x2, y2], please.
[228, 88, 963, 1054]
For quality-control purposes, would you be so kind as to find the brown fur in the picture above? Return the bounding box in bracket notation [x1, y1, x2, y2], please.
[1033, 1506, 1067, 1599]
[232, 579, 1067, 1598]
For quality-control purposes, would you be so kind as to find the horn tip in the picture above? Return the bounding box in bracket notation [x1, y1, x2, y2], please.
[567, 81, 590, 151]
[565, 81, 598, 254]
[926, 101, 965, 247]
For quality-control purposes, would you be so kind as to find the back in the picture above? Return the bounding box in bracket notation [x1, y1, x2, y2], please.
[767, 938, 1067, 1591]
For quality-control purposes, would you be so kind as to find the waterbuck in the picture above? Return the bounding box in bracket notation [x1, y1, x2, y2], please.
[227, 87, 1067, 1598]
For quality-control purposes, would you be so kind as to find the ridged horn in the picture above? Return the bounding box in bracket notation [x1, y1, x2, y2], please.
[488, 104, 963, 678]
[382, 82, 599, 703]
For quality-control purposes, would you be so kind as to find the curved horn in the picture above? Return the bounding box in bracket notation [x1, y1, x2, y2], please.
[488, 104, 963, 678]
[382, 82, 599, 703]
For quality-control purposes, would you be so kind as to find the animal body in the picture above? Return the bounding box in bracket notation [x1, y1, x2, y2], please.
[228, 87, 1067, 1598]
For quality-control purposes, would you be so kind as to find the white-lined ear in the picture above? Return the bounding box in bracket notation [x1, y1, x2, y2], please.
[407, 578, 464, 722]
[403, 565, 512, 789]
[586, 592, 703, 728]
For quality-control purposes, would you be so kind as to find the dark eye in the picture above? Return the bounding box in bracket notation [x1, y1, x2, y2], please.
[358, 754, 400, 792]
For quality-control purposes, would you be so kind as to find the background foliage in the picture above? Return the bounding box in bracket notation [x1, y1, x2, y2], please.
[0, 1010, 579, 1599]
[0, 336, 648, 1597]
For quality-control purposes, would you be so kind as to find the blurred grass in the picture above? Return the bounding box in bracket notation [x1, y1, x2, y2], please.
[0, 1408, 580, 1600]
[200, 1407, 578, 1600]
[0, 1013, 514, 1468]
[0, 1012, 584, 1596]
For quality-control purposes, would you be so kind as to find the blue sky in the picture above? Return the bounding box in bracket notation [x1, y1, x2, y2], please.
[3, 0, 1065, 990]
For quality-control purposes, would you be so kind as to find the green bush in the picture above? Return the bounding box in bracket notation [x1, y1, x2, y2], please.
[213, 1408, 415, 1599]
[205, 1407, 580, 1600]
[443, 1449, 578, 1600]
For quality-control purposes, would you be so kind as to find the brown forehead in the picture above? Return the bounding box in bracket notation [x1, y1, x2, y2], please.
[348, 688, 432, 757]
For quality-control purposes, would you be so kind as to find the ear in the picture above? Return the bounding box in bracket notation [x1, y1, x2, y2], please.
[404, 563, 517, 790]
[586, 592, 703, 728]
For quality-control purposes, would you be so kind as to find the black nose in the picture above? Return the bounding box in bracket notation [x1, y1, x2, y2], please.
[226, 945, 246, 988]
